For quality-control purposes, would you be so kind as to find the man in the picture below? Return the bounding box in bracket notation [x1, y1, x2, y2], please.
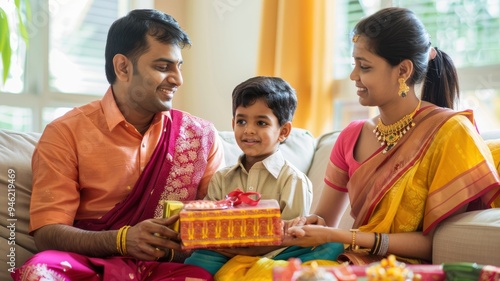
[12, 9, 224, 281]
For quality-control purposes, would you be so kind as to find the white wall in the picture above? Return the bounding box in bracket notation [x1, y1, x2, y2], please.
[156, 0, 262, 131]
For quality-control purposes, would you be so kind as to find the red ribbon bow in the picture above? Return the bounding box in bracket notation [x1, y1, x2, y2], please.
[224, 189, 261, 206]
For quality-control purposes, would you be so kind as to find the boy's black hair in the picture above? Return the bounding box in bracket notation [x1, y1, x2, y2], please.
[232, 76, 297, 126]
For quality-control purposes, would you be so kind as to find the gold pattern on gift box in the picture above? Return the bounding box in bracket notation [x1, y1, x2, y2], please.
[179, 200, 282, 249]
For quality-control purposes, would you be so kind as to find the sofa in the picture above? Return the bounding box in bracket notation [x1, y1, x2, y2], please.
[1, 127, 500, 280]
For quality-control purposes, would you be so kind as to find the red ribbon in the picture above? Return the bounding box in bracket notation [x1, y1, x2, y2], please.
[224, 189, 261, 206]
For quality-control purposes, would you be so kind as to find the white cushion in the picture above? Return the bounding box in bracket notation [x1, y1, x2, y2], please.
[217, 128, 316, 175]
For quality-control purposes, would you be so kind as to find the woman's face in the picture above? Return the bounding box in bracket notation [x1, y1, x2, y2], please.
[349, 35, 401, 107]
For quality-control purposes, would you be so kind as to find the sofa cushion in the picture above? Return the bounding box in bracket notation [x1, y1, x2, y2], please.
[432, 209, 500, 266]
[306, 130, 354, 230]
[217, 128, 316, 175]
[307, 131, 340, 208]
[0, 130, 40, 279]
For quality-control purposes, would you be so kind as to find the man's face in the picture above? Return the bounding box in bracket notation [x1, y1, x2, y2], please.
[126, 35, 184, 115]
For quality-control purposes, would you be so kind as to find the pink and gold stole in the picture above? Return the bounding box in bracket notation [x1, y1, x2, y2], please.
[74, 109, 215, 231]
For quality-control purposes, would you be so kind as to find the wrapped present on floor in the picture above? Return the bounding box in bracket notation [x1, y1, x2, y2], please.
[164, 190, 283, 249]
[443, 263, 500, 281]
[349, 263, 445, 281]
[273, 259, 356, 281]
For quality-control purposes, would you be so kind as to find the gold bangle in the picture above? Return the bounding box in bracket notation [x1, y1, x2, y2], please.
[116, 225, 131, 256]
[121, 226, 131, 256]
[116, 226, 125, 255]
[349, 229, 359, 250]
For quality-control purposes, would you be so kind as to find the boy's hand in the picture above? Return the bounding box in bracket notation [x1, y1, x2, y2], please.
[282, 214, 326, 234]
[304, 214, 326, 226]
[282, 225, 329, 247]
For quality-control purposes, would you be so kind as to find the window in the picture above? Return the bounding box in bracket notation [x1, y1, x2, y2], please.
[333, 0, 500, 132]
[49, 0, 120, 94]
[0, 0, 153, 132]
[0, 0, 28, 94]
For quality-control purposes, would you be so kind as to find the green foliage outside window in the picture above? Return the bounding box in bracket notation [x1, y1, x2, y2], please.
[0, 0, 31, 84]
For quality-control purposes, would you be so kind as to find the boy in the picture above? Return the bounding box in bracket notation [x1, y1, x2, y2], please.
[184, 76, 314, 275]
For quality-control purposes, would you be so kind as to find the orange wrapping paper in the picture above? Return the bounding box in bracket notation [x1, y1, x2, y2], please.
[179, 199, 283, 249]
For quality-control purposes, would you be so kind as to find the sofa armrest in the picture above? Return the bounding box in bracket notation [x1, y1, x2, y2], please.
[0, 130, 40, 280]
[432, 209, 500, 266]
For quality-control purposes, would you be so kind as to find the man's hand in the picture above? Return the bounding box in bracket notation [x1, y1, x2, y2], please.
[125, 215, 182, 260]
[33, 215, 184, 260]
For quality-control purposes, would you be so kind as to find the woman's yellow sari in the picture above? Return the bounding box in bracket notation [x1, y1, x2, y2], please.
[348, 106, 500, 237]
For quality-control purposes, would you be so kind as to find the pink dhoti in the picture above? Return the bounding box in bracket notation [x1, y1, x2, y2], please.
[11, 250, 212, 281]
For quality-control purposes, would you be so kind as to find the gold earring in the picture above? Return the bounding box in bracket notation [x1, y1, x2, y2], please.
[398, 78, 409, 98]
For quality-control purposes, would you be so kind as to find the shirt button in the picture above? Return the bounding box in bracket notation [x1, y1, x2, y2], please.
[249, 186, 254, 190]
[142, 143, 145, 148]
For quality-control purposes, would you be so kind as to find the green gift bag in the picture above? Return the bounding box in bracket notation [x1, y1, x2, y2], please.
[443, 263, 484, 281]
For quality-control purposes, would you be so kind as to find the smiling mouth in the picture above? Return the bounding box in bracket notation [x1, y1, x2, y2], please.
[158, 88, 175, 100]
[242, 139, 259, 144]
[159, 88, 175, 94]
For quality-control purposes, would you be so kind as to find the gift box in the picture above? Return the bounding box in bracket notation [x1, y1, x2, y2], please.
[443, 263, 500, 281]
[407, 265, 445, 281]
[163, 200, 184, 232]
[273, 260, 356, 281]
[350, 264, 445, 281]
[178, 199, 283, 249]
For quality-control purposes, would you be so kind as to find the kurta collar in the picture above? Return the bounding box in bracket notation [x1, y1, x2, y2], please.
[101, 86, 171, 132]
[225, 149, 285, 179]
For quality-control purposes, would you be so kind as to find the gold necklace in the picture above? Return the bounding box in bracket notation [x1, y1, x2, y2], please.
[374, 100, 421, 154]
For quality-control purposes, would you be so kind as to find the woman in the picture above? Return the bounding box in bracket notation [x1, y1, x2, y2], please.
[283, 7, 500, 264]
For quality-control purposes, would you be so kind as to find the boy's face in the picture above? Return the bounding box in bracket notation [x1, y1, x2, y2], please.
[232, 98, 290, 168]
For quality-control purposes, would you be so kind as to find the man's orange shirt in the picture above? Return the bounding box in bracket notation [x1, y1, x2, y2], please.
[29, 88, 224, 233]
